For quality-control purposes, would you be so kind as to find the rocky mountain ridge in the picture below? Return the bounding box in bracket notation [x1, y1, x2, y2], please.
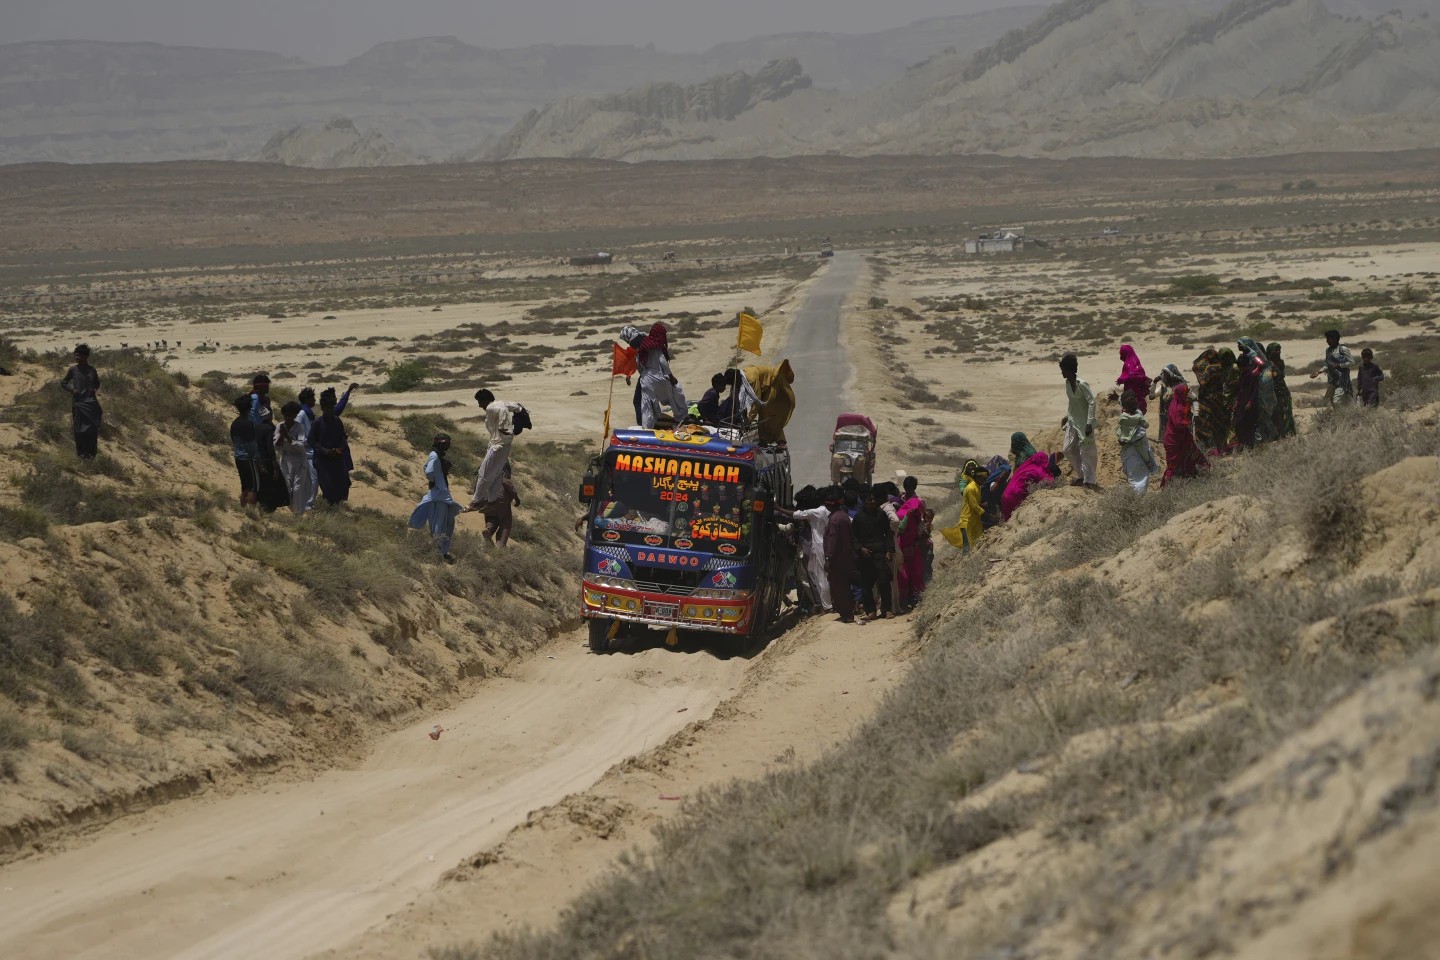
[0, 9, 1035, 167]
[490, 0, 1440, 161]
[256, 117, 419, 168]
[488, 59, 812, 160]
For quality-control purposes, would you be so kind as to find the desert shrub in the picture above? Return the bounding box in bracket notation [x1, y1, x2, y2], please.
[60, 727, 108, 761]
[399, 413, 483, 478]
[0, 707, 32, 751]
[89, 625, 167, 676]
[383, 359, 428, 392]
[231, 641, 356, 706]
[346, 405, 386, 428]
[15, 455, 210, 527]
[1169, 274, 1221, 295]
[239, 532, 409, 613]
[0, 504, 49, 541]
[427, 946, 481, 960]
[1397, 282, 1430, 304]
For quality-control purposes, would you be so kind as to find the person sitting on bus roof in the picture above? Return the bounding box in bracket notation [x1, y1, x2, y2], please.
[696, 373, 733, 426]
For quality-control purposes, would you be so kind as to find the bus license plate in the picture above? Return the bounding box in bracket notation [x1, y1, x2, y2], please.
[644, 601, 679, 620]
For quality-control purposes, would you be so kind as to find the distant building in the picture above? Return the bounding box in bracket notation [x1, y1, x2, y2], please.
[965, 229, 1025, 254]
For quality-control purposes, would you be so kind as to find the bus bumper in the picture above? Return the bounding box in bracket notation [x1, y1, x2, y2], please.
[580, 583, 754, 635]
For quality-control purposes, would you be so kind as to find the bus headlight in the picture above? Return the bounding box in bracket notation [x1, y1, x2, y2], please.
[692, 588, 748, 600]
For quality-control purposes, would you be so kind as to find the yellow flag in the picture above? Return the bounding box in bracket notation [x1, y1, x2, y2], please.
[737, 312, 763, 356]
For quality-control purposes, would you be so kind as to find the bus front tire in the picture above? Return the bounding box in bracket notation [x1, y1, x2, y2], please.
[587, 618, 612, 653]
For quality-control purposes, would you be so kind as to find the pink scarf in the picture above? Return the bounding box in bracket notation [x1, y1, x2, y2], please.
[1118, 344, 1148, 384]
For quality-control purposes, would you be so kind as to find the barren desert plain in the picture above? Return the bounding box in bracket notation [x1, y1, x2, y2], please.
[1, 150, 1440, 960]
[5, 150, 1440, 471]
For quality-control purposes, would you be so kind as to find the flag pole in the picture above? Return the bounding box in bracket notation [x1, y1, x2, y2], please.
[603, 371, 615, 448]
[728, 312, 744, 425]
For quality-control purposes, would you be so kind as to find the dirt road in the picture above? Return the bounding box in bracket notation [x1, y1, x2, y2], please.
[330, 615, 913, 959]
[783, 250, 868, 487]
[0, 635, 745, 960]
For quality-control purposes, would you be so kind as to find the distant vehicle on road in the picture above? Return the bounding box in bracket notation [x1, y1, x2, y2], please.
[819, 237, 834, 258]
[570, 252, 613, 266]
[1102, 227, 1121, 236]
[829, 413, 877, 486]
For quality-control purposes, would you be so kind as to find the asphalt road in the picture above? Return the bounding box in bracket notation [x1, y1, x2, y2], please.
[781, 250, 866, 488]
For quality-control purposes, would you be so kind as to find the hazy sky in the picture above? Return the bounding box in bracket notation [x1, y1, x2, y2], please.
[3, 0, 1030, 62]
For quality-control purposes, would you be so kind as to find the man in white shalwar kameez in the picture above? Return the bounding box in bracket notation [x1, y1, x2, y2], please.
[470, 388, 526, 509]
[1060, 353, 1099, 489]
[789, 501, 833, 612]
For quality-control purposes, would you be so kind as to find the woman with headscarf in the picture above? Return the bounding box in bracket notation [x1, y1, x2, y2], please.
[1149, 363, 1187, 435]
[1009, 431, 1037, 467]
[1191, 348, 1226, 453]
[896, 476, 927, 606]
[409, 433, 463, 562]
[1231, 341, 1264, 450]
[980, 454, 1012, 527]
[1266, 342, 1297, 438]
[1238, 336, 1279, 444]
[938, 460, 983, 553]
[1218, 348, 1240, 449]
[637, 322, 688, 429]
[1162, 383, 1209, 486]
[1115, 344, 1152, 413]
[999, 452, 1059, 521]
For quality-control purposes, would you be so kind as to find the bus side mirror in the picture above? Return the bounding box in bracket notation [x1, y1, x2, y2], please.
[579, 473, 597, 505]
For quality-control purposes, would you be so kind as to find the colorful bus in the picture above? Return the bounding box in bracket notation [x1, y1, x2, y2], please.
[578, 426, 794, 652]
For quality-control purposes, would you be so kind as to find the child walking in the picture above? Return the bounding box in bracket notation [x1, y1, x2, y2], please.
[483, 463, 522, 546]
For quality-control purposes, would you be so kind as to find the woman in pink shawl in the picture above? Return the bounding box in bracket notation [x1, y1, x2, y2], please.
[1161, 382, 1209, 486]
[1000, 451, 1057, 521]
[1116, 344, 1152, 414]
[896, 476, 926, 608]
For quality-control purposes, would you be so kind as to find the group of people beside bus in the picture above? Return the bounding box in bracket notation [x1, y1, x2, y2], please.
[784, 478, 932, 625]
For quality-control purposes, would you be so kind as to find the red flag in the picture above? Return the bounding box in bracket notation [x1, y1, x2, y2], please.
[611, 343, 637, 377]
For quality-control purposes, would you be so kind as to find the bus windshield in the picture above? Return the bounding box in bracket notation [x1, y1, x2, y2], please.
[589, 452, 754, 555]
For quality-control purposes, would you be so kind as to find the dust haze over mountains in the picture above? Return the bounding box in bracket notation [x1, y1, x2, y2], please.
[0, 0, 1436, 166]
[3, 0, 1037, 61]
